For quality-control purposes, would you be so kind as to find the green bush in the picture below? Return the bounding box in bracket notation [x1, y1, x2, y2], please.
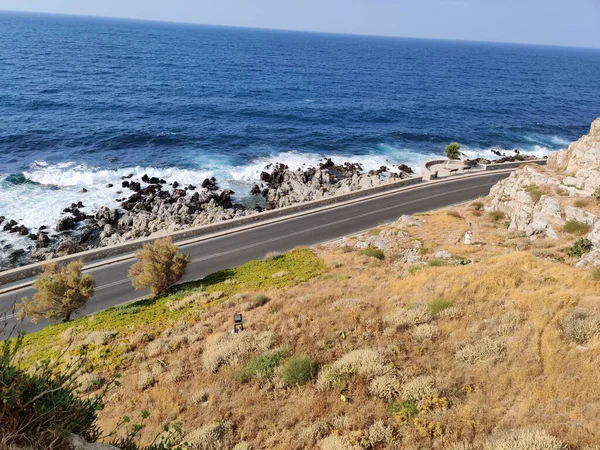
[388, 399, 419, 422]
[359, 247, 385, 260]
[427, 299, 451, 315]
[0, 334, 106, 448]
[566, 238, 594, 258]
[280, 355, 318, 386]
[445, 142, 461, 160]
[427, 259, 448, 267]
[523, 184, 543, 202]
[252, 294, 270, 308]
[488, 211, 506, 222]
[593, 186, 600, 200]
[563, 220, 591, 234]
[235, 349, 289, 382]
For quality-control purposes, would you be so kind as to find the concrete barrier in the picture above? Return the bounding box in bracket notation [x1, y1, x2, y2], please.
[0, 175, 424, 285]
[483, 159, 547, 171]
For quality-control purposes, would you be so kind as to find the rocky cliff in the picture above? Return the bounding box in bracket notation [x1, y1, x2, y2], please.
[487, 118, 600, 267]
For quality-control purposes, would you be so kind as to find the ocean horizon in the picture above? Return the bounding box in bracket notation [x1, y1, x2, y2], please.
[1, 11, 600, 263]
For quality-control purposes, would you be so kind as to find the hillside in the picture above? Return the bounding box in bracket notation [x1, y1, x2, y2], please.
[9, 119, 600, 450]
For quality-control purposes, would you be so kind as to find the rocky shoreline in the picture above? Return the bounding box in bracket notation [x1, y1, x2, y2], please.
[0, 160, 414, 271]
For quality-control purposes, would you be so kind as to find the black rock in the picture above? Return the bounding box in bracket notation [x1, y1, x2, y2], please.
[122, 173, 134, 179]
[37, 232, 50, 248]
[17, 225, 29, 236]
[39, 225, 47, 231]
[260, 171, 271, 183]
[3, 219, 17, 231]
[319, 158, 335, 169]
[28, 233, 38, 240]
[77, 201, 84, 208]
[202, 177, 219, 191]
[397, 164, 414, 174]
[187, 184, 196, 191]
[122, 180, 130, 188]
[149, 176, 160, 184]
[0, 216, 4, 225]
[172, 181, 179, 189]
[81, 188, 88, 193]
[142, 174, 150, 183]
[159, 179, 166, 184]
[56, 216, 76, 232]
[250, 184, 261, 196]
[130, 182, 141, 192]
[106, 183, 114, 188]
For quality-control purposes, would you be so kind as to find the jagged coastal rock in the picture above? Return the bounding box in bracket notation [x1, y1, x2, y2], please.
[487, 118, 600, 266]
[1, 160, 413, 269]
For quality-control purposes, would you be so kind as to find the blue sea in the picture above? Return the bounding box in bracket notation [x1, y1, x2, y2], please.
[1, 11, 600, 257]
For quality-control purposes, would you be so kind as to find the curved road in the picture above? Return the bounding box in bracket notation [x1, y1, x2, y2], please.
[0, 171, 509, 337]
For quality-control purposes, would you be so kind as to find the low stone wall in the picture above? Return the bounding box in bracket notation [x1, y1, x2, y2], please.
[0, 175, 424, 286]
[421, 159, 447, 181]
[483, 159, 547, 171]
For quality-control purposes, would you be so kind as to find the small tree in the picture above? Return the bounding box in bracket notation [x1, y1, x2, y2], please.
[18, 260, 95, 323]
[445, 142, 462, 160]
[128, 237, 190, 296]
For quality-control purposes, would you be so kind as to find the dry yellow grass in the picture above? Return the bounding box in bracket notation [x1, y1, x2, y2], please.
[55, 205, 600, 449]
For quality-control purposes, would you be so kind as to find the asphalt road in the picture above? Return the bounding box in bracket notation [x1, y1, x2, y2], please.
[0, 172, 509, 337]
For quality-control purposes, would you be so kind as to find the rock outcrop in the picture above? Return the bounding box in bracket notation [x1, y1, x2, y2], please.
[487, 118, 600, 264]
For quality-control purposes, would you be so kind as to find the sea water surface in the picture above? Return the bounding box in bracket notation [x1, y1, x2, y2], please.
[1, 12, 600, 260]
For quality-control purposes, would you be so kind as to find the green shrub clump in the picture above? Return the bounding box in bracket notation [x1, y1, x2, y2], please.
[252, 294, 270, 308]
[235, 349, 289, 382]
[0, 334, 105, 448]
[427, 299, 451, 315]
[563, 220, 591, 235]
[280, 355, 318, 386]
[359, 247, 385, 260]
[593, 186, 600, 200]
[389, 399, 419, 422]
[566, 238, 594, 258]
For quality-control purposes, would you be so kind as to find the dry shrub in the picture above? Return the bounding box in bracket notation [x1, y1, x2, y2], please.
[330, 298, 365, 311]
[369, 374, 401, 401]
[319, 434, 361, 450]
[437, 306, 462, 320]
[401, 375, 438, 402]
[483, 429, 567, 450]
[456, 338, 506, 364]
[232, 443, 252, 450]
[202, 331, 273, 373]
[137, 362, 167, 391]
[298, 419, 332, 446]
[165, 360, 191, 384]
[168, 291, 207, 311]
[330, 415, 356, 432]
[367, 420, 397, 447]
[317, 349, 390, 390]
[497, 311, 528, 335]
[446, 444, 476, 450]
[385, 306, 432, 329]
[562, 311, 600, 344]
[76, 372, 103, 393]
[186, 421, 235, 450]
[82, 330, 117, 346]
[272, 270, 289, 279]
[188, 389, 210, 406]
[411, 323, 440, 342]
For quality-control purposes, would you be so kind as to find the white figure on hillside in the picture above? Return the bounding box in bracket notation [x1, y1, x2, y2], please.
[464, 229, 473, 245]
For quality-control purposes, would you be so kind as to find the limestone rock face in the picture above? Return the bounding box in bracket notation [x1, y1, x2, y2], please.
[487, 119, 600, 243]
[547, 118, 600, 196]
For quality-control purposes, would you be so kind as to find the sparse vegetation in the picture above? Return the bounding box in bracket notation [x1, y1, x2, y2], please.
[280, 355, 318, 386]
[252, 293, 270, 308]
[489, 210, 506, 222]
[445, 142, 462, 160]
[446, 210, 462, 219]
[129, 237, 190, 296]
[523, 184, 544, 202]
[264, 251, 284, 261]
[574, 199, 590, 208]
[563, 220, 591, 234]
[358, 246, 385, 260]
[593, 186, 600, 200]
[566, 238, 593, 258]
[562, 311, 600, 344]
[18, 259, 95, 323]
[235, 348, 289, 382]
[470, 201, 484, 211]
[427, 299, 451, 314]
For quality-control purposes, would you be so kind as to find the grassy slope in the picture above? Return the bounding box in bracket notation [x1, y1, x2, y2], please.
[17, 205, 600, 449]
